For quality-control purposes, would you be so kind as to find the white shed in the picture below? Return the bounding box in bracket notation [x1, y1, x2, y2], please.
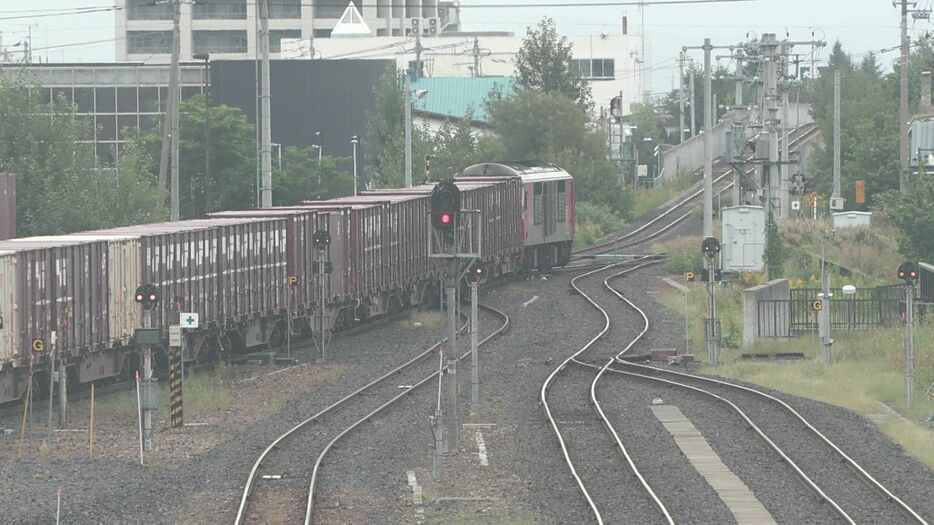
[832, 211, 872, 229]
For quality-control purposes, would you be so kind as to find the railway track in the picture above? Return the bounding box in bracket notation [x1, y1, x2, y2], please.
[573, 122, 821, 258]
[564, 261, 928, 524]
[610, 363, 930, 524]
[234, 303, 510, 525]
[540, 258, 671, 524]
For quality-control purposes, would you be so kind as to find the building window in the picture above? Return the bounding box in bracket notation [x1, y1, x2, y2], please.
[269, 0, 301, 18]
[127, 0, 172, 20]
[270, 30, 302, 53]
[127, 31, 172, 54]
[193, 31, 248, 54]
[316, 0, 360, 19]
[192, 0, 247, 20]
[570, 58, 615, 80]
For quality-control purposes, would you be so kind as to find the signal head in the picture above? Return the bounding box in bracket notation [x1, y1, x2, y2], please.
[135, 284, 160, 310]
[898, 261, 919, 284]
[701, 236, 721, 257]
[465, 263, 485, 284]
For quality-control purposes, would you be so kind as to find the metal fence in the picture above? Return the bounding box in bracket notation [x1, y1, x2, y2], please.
[758, 285, 904, 337]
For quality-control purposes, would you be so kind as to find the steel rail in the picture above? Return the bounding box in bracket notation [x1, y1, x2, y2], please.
[619, 361, 930, 525]
[580, 267, 855, 524]
[601, 364, 857, 524]
[303, 304, 510, 524]
[585, 262, 674, 524]
[538, 257, 656, 524]
[233, 311, 472, 525]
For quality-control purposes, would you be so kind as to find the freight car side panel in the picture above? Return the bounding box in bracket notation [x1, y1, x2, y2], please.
[0, 252, 17, 364]
[107, 238, 141, 345]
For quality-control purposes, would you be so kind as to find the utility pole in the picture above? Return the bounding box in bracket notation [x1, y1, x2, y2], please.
[470, 276, 480, 404]
[445, 267, 458, 450]
[679, 51, 686, 143]
[472, 37, 481, 77]
[780, 87, 790, 219]
[906, 280, 915, 409]
[259, 0, 273, 207]
[58, 343, 66, 428]
[900, 0, 910, 192]
[404, 71, 413, 188]
[832, 69, 842, 205]
[689, 62, 696, 137]
[159, 0, 181, 220]
[819, 237, 832, 365]
[735, 50, 744, 106]
[703, 38, 713, 238]
[142, 309, 153, 451]
[47, 332, 56, 442]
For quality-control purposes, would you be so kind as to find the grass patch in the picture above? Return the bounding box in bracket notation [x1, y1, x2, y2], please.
[654, 281, 934, 468]
[628, 171, 698, 219]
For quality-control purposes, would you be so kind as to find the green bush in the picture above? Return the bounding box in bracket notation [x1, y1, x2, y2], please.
[574, 201, 625, 246]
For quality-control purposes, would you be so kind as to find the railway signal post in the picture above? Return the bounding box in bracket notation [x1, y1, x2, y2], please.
[898, 262, 919, 408]
[134, 284, 160, 452]
[429, 178, 482, 477]
[313, 230, 332, 362]
[702, 237, 720, 365]
[466, 264, 484, 404]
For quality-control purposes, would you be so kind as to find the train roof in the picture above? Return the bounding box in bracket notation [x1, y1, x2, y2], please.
[460, 161, 569, 178]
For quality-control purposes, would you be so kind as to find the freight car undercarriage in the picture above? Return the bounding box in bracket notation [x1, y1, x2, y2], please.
[0, 252, 527, 406]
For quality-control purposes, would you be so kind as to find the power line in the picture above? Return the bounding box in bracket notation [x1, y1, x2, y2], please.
[1, 0, 760, 20]
[0, 6, 122, 22]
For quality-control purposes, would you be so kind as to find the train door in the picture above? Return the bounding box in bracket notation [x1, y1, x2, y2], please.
[543, 181, 557, 238]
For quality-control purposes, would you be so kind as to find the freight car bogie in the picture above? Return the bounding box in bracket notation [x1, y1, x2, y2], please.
[524, 240, 573, 271]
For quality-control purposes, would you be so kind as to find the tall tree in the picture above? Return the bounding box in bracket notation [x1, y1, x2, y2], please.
[272, 147, 354, 204]
[876, 176, 934, 261]
[136, 94, 256, 217]
[487, 89, 628, 215]
[513, 17, 591, 110]
[859, 52, 882, 80]
[0, 70, 163, 236]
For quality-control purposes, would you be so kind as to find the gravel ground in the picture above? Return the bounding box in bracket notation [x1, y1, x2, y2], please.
[2, 253, 931, 525]
[606, 264, 934, 524]
[0, 310, 464, 524]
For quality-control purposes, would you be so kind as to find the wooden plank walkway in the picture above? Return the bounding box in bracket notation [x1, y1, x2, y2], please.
[651, 404, 777, 525]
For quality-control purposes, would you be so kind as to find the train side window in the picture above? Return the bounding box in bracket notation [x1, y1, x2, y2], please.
[557, 180, 567, 222]
[533, 182, 543, 225]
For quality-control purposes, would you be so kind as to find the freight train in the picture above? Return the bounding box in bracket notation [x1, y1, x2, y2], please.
[0, 161, 574, 404]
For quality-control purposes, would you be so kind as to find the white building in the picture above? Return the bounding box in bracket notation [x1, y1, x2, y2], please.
[281, 31, 644, 116]
[115, 0, 461, 62]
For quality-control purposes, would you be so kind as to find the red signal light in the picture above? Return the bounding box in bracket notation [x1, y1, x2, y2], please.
[440, 213, 452, 224]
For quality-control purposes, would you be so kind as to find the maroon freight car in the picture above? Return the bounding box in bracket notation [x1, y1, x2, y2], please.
[0, 237, 110, 366]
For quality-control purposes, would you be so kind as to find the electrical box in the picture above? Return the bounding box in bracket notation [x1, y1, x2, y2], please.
[721, 205, 766, 272]
[829, 197, 845, 211]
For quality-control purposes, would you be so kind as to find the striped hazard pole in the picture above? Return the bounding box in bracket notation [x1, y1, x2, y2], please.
[168, 325, 183, 429]
[169, 346, 183, 428]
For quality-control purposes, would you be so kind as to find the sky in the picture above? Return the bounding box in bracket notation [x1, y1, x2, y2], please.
[0, 0, 929, 94]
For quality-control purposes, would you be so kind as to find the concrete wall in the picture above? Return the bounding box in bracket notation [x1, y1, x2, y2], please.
[660, 103, 814, 185]
[660, 110, 747, 183]
[742, 279, 790, 347]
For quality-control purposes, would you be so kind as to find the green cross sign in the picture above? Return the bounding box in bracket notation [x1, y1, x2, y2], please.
[180, 312, 199, 329]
